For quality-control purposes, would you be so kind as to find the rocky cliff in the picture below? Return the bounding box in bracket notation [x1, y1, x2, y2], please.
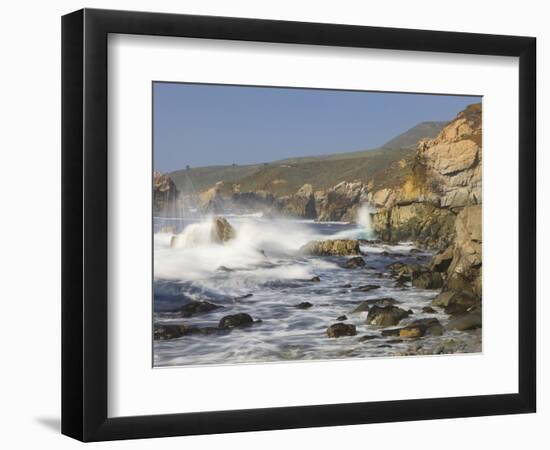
[371, 103, 482, 249]
[371, 103, 482, 310]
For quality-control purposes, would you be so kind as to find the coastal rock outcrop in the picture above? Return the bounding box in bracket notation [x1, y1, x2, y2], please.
[153, 171, 180, 216]
[300, 239, 361, 256]
[371, 103, 482, 249]
[316, 181, 369, 222]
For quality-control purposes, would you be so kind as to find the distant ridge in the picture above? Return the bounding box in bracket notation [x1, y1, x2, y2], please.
[381, 121, 448, 149]
[168, 120, 447, 195]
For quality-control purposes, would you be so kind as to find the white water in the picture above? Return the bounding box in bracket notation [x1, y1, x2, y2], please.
[153, 211, 481, 367]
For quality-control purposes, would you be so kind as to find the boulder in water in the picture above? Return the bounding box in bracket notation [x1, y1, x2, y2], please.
[153, 324, 191, 340]
[366, 305, 410, 326]
[179, 301, 222, 318]
[342, 256, 366, 269]
[211, 216, 236, 243]
[300, 239, 361, 256]
[327, 323, 357, 338]
[218, 313, 254, 329]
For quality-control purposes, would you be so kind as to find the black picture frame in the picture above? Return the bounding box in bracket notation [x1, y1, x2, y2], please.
[62, 8, 536, 442]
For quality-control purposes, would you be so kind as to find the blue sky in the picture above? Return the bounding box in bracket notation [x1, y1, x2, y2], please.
[153, 82, 480, 172]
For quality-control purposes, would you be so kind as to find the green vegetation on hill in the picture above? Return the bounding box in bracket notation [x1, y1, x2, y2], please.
[168, 120, 447, 195]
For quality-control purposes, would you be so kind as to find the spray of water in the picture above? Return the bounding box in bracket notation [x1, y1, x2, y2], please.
[356, 203, 376, 240]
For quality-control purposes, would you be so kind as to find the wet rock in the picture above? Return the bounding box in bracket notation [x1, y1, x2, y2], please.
[446, 312, 482, 331]
[381, 328, 401, 337]
[352, 297, 398, 314]
[327, 323, 357, 338]
[443, 291, 480, 316]
[352, 284, 380, 292]
[217, 265, 234, 272]
[399, 325, 426, 338]
[234, 293, 253, 300]
[388, 339, 403, 344]
[431, 291, 455, 308]
[358, 334, 378, 342]
[153, 324, 190, 340]
[340, 283, 352, 288]
[179, 301, 222, 318]
[295, 302, 313, 309]
[310, 276, 321, 282]
[412, 270, 443, 289]
[336, 315, 348, 321]
[300, 239, 361, 256]
[211, 216, 237, 243]
[352, 302, 370, 314]
[342, 256, 366, 269]
[218, 313, 254, 329]
[366, 305, 410, 326]
[422, 306, 437, 313]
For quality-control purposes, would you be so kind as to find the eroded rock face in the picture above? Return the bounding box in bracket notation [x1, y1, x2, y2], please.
[299, 239, 361, 256]
[277, 184, 317, 219]
[371, 103, 482, 249]
[316, 181, 369, 222]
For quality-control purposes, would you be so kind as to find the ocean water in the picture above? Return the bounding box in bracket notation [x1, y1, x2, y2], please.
[153, 214, 479, 367]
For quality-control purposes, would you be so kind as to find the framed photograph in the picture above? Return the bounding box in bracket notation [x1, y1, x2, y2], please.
[62, 8, 536, 442]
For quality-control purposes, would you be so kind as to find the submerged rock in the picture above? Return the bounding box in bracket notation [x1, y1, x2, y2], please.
[218, 313, 254, 329]
[295, 302, 313, 309]
[179, 301, 222, 318]
[336, 315, 348, 321]
[327, 323, 357, 338]
[342, 256, 366, 269]
[366, 305, 410, 326]
[300, 239, 361, 256]
[352, 284, 380, 292]
[358, 334, 378, 342]
[153, 324, 190, 340]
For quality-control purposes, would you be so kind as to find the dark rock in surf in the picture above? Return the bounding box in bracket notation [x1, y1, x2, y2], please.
[179, 301, 222, 317]
[342, 256, 366, 269]
[336, 315, 348, 321]
[153, 324, 191, 340]
[218, 313, 254, 329]
[422, 306, 437, 313]
[359, 334, 378, 341]
[327, 323, 357, 338]
[295, 302, 313, 309]
[352, 284, 380, 292]
[366, 305, 410, 326]
[352, 297, 399, 315]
